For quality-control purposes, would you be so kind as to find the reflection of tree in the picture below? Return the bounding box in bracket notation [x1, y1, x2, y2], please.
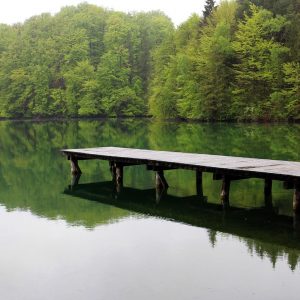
[288, 251, 299, 271]
[63, 180, 300, 271]
[243, 237, 300, 271]
[0, 119, 151, 227]
[208, 229, 217, 248]
[148, 121, 300, 160]
[149, 121, 298, 214]
[0, 119, 299, 270]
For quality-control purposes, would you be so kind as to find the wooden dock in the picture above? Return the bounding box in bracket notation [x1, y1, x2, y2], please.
[61, 147, 300, 213]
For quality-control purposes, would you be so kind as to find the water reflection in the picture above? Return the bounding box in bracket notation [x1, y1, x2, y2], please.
[65, 180, 300, 271]
[0, 119, 299, 273]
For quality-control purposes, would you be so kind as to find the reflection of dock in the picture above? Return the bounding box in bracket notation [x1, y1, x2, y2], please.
[61, 147, 300, 213]
[65, 181, 300, 270]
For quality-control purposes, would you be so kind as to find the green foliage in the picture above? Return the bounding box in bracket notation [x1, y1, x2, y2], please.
[232, 4, 289, 120]
[149, 0, 300, 121]
[149, 1, 237, 120]
[276, 62, 300, 119]
[196, 1, 238, 120]
[1, 0, 300, 121]
[148, 22, 177, 118]
[64, 60, 97, 116]
[0, 4, 172, 118]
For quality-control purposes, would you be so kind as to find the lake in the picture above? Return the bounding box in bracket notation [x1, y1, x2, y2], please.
[0, 119, 300, 300]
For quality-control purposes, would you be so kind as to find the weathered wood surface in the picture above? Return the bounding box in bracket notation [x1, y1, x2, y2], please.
[62, 146, 300, 181]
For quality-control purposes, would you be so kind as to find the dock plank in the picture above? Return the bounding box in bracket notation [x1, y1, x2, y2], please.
[61, 146, 300, 180]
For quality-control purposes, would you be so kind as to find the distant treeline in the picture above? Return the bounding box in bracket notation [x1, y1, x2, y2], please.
[0, 0, 300, 120]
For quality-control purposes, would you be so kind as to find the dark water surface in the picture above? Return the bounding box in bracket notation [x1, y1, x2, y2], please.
[0, 119, 300, 300]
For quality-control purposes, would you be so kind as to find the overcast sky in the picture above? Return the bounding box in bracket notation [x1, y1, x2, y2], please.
[0, 0, 211, 26]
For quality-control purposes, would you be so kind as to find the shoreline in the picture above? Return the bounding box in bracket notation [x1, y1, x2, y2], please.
[0, 115, 300, 124]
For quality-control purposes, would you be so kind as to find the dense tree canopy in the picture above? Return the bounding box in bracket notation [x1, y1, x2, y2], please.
[0, 1, 300, 120]
[149, 0, 300, 121]
[0, 3, 173, 118]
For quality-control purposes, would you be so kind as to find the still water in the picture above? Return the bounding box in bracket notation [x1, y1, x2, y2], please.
[0, 119, 300, 299]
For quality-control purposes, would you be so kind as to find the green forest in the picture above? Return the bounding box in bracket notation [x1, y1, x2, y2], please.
[0, 0, 300, 120]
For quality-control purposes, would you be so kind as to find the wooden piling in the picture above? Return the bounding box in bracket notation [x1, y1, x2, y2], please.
[116, 164, 123, 185]
[70, 173, 81, 190]
[293, 181, 300, 214]
[196, 170, 204, 198]
[293, 213, 300, 231]
[156, 170, 168, 189]
[264, 178, 273, 209]
[109, 162, 124, 193]
[109, 161, 116, 181]
[155, 170, 168, 203]
[221, 176, 230, 208]
[70, 156, 82, 175]
[155, 185, 165, 203]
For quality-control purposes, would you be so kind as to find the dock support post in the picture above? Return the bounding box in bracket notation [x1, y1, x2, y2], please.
[264, 178, 273, 209]
[293, 181, 300, 214]
[116, 164, 123, 186]
[69, 156, 82, 175]
[155, 186, 166, 204]
[220, 176, 230, 208]
[196, 170, 204, 198]
[110, 161, 123, 194]
[155, 170, 169, 189]
[293, 213, 300, 231]
[69, 173, 81, 190]
[155, 170, 168, 203]
[109, 161, 116, 181]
